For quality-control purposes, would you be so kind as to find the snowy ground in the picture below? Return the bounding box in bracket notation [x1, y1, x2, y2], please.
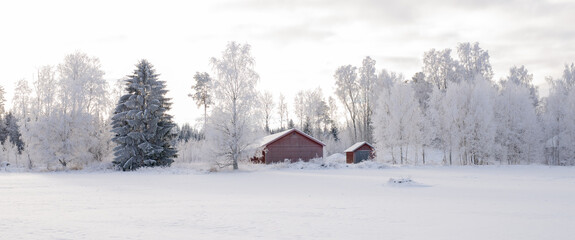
[1, 165, 574, 240]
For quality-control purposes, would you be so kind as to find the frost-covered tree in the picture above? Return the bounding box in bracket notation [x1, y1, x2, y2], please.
[334, 65, 360, 141]
[293, 88, 329, 139]
[495, 77, 543, 164]
[442, 78, 496, 165]
[373, 80, 423, 164]
[112, 60, 177, 171]
[12, 79, 31, 121]
[207, 42, 262, 170]
[543, 63, 575, 165]
[189, 72, 212, 128]
[410, 72, 433, 163]
[33, 66, 57, 118]
[358, 56, 378, 143]
[294, 90, 306, 128]
[502, 65, 539, 107]
[0, 85, 5, 118]
[335, 57, 383, 143]
[261, 91, 275, 133]
[278, 93, 288, 130]
[51, 52, 110, 167]
[457, 42, 493, 82]
[423, 48, 461, 90]
[327, 96, 340, 141]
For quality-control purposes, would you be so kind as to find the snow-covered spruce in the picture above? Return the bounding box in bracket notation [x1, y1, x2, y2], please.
[111, 60, 177, 171]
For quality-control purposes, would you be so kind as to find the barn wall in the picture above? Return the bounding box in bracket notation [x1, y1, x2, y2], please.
[346, 152, 354, 164]
[346, 143, 375, 164]
[265, 132, 323, 164]
[356, 144, 373, 152]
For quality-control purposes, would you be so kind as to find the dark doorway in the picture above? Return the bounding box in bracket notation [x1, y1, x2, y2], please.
[355, 150, 371, 163]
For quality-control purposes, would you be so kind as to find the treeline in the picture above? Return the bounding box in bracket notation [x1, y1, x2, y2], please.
[1, 42, 574, 171]
[331, 42, 574, 165]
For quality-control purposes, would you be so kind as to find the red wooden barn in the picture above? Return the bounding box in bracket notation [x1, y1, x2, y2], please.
[345, 142, 375, 164]
[251, 129, 325, 164]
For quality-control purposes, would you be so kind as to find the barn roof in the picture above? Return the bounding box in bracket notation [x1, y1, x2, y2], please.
[254, 128, 326, 147]
[344, 141, 374, 152]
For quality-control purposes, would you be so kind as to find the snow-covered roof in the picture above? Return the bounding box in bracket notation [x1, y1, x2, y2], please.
[253, 128, 325, 147]
[344, 141, 374, 152]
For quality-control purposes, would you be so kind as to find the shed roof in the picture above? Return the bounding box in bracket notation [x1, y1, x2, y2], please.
[344, 141, 374, 152]
[253, 128, 326, 148]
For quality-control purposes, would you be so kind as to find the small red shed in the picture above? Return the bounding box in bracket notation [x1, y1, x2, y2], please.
[252, 128, 325, 164]
[345, 142, 375, 164]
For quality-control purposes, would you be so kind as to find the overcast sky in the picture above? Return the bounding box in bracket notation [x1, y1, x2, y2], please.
[1, 0, 574, 126]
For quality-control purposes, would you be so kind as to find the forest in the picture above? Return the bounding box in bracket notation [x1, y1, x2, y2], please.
[1, 41, 574, 171]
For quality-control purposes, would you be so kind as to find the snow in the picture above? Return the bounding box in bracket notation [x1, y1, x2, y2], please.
[252, 128, 326, 148]
[344, 141, 373, 152]
[1, 165, 575, 240]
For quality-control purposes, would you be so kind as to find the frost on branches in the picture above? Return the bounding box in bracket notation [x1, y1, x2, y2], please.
[207, 42, 263, 170]
[111, 60, 177, 171]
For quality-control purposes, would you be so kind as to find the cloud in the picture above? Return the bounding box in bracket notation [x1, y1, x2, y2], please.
[256, 23, 335, 45]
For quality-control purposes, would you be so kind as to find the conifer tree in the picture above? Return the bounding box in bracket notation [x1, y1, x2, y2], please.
[111, 60, 177, 171]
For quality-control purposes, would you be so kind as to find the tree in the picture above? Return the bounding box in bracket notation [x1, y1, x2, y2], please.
[410, 72, 433, 164]
[423, 48, 461, 90]
[261, 91, 275, 133]
[0, 85, 5, 118]
[503, 65, 538, 107]
[288, 119, 295, 129]
[373, 81, 423, 164]
[358, 56, 378, 143]
[457, 42, 493, 82]
[207, 41, 262, 170]
[54, 52, 110, 167]
[189, 72, 212, 128]
[444, 78, 496, 165]
[12, 79, 31, 121]
[411, 72, 432, 110]
[293, 88, 329, 139]
[33, 65, 57, 118]
[294, 90, 306, 129]
[177, 123, 203, 142]
[334, 65, 360, 141]
[2, 113, 24, 155]
[495, 77, 543, 164]
[278, 93, 288, 130]
[327, 96, 340, 141]
[543, 63, 575, 165]
[111, 60, 177, 171]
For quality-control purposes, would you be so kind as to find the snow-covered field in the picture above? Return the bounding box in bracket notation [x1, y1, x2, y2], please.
[1, 165, 574, 240]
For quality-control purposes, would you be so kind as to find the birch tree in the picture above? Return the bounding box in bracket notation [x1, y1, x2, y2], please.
[261, 91, 275, 133]
[207, 41, 262, 170]
[278, 93, 288, 130]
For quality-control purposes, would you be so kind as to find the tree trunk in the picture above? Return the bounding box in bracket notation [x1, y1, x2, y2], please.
[422, 146, 426, 165]
[232, 96, 239, 170]
[204, 104, 207, 130]
[400, 145, 403, 165]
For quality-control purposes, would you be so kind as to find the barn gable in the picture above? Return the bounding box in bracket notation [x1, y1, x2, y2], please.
[252, 129, 325, 164]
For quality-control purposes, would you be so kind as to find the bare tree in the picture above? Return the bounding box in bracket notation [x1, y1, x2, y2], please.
[278, 93, 288, 130]
[261, 91, 275, 133]
[334, 65, 360, 142]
